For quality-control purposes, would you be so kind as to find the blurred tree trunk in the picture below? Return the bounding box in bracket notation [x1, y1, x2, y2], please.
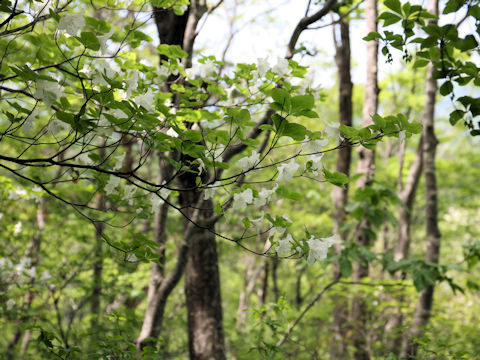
[384, 136, 423, 353]
[351, 0, 378, 358]
[402, 0, 440, 357]
[330, 18, 353, 360]
[90, 140, 106, 330]
[6, 199, 45, 359]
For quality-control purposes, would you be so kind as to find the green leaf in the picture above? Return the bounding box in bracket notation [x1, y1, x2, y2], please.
[339, 125, 359, 138]
[405, 122, 423, 134]
[378, 12, 402, 26]
[271, 88, 291, 111]
[291, 94, 314, 113]
[363, 32, 382, 41]
[454, 35, 478, 51]
[384, 0, 402, 14]
[284, 122, 307, 141]
[323, 169, 349, 188]
[183, 130, 202, 142]
[339, 256, 352, 277]
[439, 81, 453, 96]
[413, 59, 429, 68]
[157, 44, 188, 58]
[276, 185, 303, 200]
[372, 114, 386, 129]
[79, 32, 100, 51]
[449, 109, 465, 125]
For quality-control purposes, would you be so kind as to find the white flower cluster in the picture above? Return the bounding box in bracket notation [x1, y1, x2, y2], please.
[57, 14, 85, 36]
[306, 234, 339, 266]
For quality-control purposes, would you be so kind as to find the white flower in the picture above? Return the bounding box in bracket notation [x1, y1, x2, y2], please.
[276, 234, 293, 257]
[232, 189, 253, 210]
[41, 270, 52, 282]
[93, 62, 118, 87]
[204, 181, 220, 200]
[150, 193, 164, 210]
[105, 176, 120, 195]
[0, 213, 2, 221]
[199, 59, 217, 78]
[273, 57, 290, 77]
[250, 211, 265, 231]
[78, 153, 93, 165]
[35, 80, 63, 106]
[321, 234, 341, 247]
[31, 0, 54, 15]
[325, 121, 341, 144]
[300, 136, 329, 154]
[185, 67, 196, 81]
[307, 153, 324, 175]
[113, 153, 125, 170]
[48, 118, 65, 133]
[32, 186, 42, 193]
[253, 185, 277, 207]
[8, 188, 27, 200]
[23, 108, 39, 133]
[134, 88, 155, 112]
[58, 14, 85, 36]
[237, 150, 260, 172]
[257, 57, 270, 77]
[124, 184, 137, 205]
[98, 29, 114, 55]
[282, 213, 292, 223]
[158, 65, 170, 79]
[6, 299, 16, 310]
[166, 127, 178, 138]
[126, 253, 138, 262]
[276, 159, 300, 182]
[14, 221, 22, 235]
[306, 234, 338, 266]
[125, 70, 139, 98]
[26, 266, 36, 278]
[200, 119, 224, 129]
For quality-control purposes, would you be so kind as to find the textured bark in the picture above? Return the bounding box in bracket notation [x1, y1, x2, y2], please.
[180, 168, 226, 360]
[402, 1, 440, 356]
[351, 0, 378, 358]
[330, 19, 353, 360]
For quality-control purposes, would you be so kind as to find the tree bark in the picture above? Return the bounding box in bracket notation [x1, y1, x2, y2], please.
[351, 0, 378, 358]
[179, 166, 226, 360]
[330, 19, 353, 360]
[401, 1, 440, 356]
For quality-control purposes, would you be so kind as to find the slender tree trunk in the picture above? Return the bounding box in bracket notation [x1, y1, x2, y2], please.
[236, 254, 264, 331]
[6, 200, 45, 359]
[351, 0, 378, 358]
[330, 19, 353, 360]
[90, 141, 106, 330]
[402, 1, 440, 356]
[384, 137, 423, 353]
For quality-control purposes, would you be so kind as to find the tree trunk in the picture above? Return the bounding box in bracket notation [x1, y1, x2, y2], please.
[6, 200, 45, 359]
[330, 19, 353, 360]
[401, 1, 440, 356]
[384, 137, 423, 353]
[179, 168, 226, 360]
[351, 0, 378, 358]
[90, 141, 106, 330]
